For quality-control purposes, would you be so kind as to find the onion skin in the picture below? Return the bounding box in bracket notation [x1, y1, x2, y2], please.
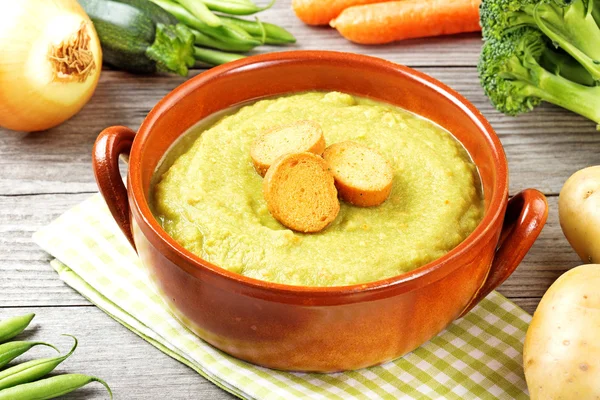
[0, 0, 102, 132]
[524, 264, 600, 399]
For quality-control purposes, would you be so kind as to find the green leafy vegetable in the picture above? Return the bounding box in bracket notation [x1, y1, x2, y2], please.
[478, 27, 600, 123]
[479, 0, 600, 126]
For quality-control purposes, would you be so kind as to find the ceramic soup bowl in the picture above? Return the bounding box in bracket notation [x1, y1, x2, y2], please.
[93, 51, 548, 372]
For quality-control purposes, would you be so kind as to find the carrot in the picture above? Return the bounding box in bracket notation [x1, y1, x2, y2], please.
[292, 0, 394, 26]
[330, 0, 481, 44]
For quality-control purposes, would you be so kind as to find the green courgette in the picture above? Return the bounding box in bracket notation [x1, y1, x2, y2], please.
[79, 0, 195, 75]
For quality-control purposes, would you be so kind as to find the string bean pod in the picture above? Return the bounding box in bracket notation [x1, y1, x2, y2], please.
[0, 342, 58, 369]
[191, 29, 258, 52]
[151, 0, 261, 45]
[0, 374, 112, 400]
[219, 15, 296, 44]
[0, 336, 77, 390]
[173, 0, 221, 27]
[0, 314, 34, 343]
[194, 47, 245, 66]
[202, 0, 275, 15]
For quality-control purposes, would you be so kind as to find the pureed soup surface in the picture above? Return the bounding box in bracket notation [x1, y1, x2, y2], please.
[153, 92, 484, 286]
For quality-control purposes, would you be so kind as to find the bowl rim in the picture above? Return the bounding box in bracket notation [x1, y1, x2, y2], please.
[129, 50, 508, 298]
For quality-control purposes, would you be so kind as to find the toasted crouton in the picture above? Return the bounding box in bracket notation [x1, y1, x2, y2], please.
[251, 120, 326, 176]
[263, 152, 340, 233]
[323, 141, 393, 207]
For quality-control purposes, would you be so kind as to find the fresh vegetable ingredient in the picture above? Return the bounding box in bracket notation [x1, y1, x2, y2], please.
[559, 166, 600, 264]
[0, 0, 102, 132]
[150, 0, 262, 48]
[0, 374, 112, 400]
[0, 336, 77, 390]
[86, 0, 295, 72]
[0, 314, 35, 343]
[153, 0, 295, 49]
[79, 0, 195, 75]
[292, 0, 388, 25]
[193, 47, 245, 66]
[330, 0, 481, 44]
[524, 264, 600, 399]
[191, 29, 257, 52]
[202, 0, 276, 15]
[479, 0, 600, 124]
[219, 16, 296, 44]
[0, 342, 58, 369]
[478, 27, 600, 125]
[480, 0, 600, 82]
[174, 0, 221, 27]
[0, 316, 109, 399]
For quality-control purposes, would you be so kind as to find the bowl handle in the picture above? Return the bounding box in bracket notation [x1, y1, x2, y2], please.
[92, 126, 137, 248]
[458, 189, 548, 317]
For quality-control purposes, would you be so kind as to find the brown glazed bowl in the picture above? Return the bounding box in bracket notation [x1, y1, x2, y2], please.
[93, 51, 548, 372]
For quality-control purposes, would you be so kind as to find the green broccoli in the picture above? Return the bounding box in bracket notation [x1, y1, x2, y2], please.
[480, 0, 600, 81]
[478, 27, 600, 124]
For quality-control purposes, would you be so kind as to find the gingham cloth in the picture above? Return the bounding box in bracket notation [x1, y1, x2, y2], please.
[33, 194, 531, 399]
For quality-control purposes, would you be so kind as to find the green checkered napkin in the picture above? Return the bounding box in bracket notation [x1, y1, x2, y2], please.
[33, 194, 530, 399]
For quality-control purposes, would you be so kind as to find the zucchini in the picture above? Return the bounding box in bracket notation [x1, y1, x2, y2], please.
[79, 0, 195, 75]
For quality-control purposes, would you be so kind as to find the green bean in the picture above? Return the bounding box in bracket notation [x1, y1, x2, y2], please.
[202, 0, 276, 15]
[222, 0, 256, 4]
[220, 19, 259, 41]
[194, 47, 245, 66]
[173, 0, 221, 27]
[151, 0, 259, 44]
[219, 15, 296, 44]
[0, 314, 34, 343]
[0, 336, 76, 390]
[0, 342, 58, 369]
[0, 374, 112, 400]
[191, 29, 258, 52]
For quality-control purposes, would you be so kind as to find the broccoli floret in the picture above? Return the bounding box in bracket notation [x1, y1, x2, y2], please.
[480, 0, 600, 81]
[478, 27, 600, 124]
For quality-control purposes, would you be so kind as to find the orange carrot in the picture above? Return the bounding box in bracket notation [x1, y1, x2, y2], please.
[292, 0, 394, 26]
[330, 0, 481, 44]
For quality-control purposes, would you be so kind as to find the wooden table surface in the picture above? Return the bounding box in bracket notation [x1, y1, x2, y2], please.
[1, 1, 598, 398]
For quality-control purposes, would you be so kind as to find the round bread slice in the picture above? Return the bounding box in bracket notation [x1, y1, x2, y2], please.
[323, 141, 393, 207]
[263, 152, 340, 233]
[251, 120, 326, 176]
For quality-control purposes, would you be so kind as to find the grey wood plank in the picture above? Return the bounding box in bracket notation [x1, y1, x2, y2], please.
[0, 192, 583, 314]
[0, 69, 598, 196]
[0, 193, 91, 306]
[0, 307, 235, 400]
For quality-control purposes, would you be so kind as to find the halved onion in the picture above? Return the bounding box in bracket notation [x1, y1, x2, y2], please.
[0, 0, 102, 132]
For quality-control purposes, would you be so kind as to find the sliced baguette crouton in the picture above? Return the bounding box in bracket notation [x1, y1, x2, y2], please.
[323, 141, 393, 207]
[263, 152, 340, 233]
[251, 120, 326, 176]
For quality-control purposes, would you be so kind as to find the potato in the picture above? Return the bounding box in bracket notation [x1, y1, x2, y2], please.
[558, 166, 600, 264]
[524, 264, 600, 399]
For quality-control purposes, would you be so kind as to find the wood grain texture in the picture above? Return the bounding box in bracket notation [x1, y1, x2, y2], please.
[0, 307, 236, 399]
[0, 1, 597, 396]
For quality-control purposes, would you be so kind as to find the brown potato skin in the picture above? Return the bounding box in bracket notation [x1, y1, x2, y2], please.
[558, 166, 600, 264]
[524, 264, 600, 399]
